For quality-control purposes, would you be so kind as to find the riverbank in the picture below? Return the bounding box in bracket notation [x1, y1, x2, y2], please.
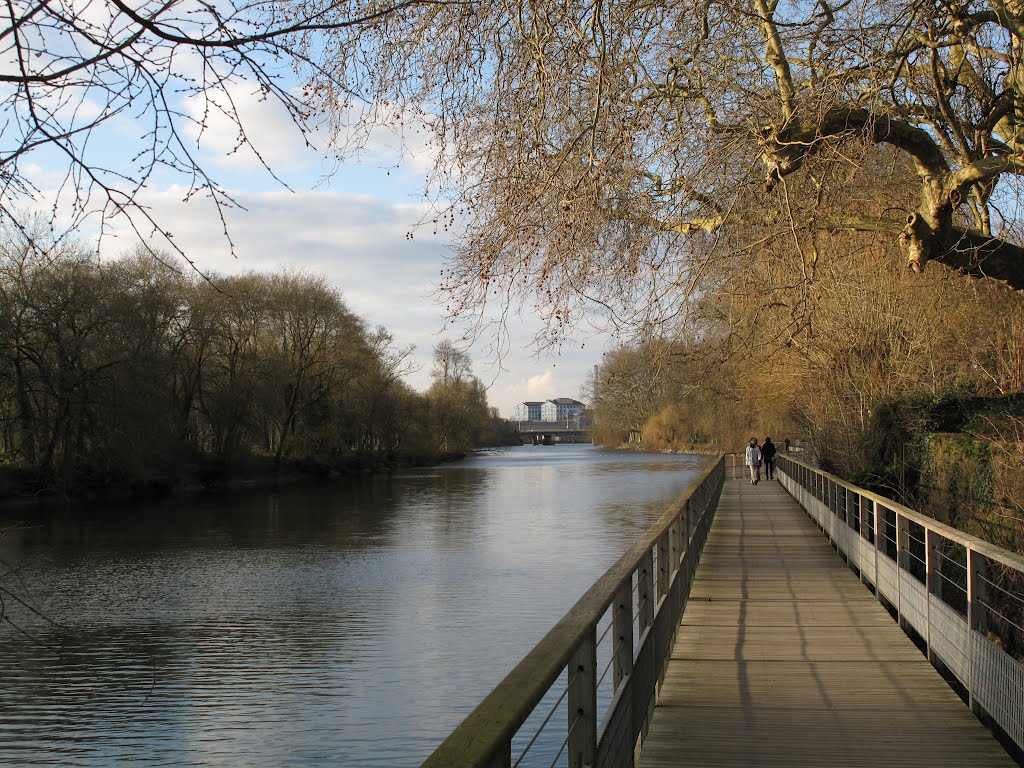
[0, 450, 472, 508]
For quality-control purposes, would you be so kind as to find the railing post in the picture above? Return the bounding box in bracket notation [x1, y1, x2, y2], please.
[965, 546, 987, 717]
[925, 528, 935, 664]
[568, 629, 597, 768]
[858, 493, 871, 587]
[669, 518, 682, 577]
[638, 550, 654, 636]
[681, 499, 690, 553]
[656, 532, 669, 601]
[896, 512, 909, 629]
[613, 582, 634, 691]
[637, 548, 655, 745]
[873, 501, 883, 606]
[966, 545, 976, 713]
[684, 499, 695, 588]
[838, 486, 848, 564]
[830, 480, 839, 542]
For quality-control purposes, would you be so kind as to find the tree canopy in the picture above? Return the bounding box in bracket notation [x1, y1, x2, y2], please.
[5, 0, 1024, 339]
[303, 0, 1024, 337]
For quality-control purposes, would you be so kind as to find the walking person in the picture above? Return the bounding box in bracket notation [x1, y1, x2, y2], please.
[745, 437, 761, 484]
[762, 436, 777, 480]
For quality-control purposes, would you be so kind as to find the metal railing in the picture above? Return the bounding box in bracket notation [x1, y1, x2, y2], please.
[778, 454, 1024, 752]
[422, 455, 725, 768]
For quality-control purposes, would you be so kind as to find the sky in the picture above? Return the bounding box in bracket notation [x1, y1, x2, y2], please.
[73, 75, 603, 419]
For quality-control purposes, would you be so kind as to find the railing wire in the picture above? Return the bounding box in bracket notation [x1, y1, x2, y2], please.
[777, 454, 1024, 754]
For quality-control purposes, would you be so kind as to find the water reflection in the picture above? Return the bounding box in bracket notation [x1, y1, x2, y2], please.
[0, 445, 706, 766]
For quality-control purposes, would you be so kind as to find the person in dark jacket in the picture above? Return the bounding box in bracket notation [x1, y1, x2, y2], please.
[761, 437, 777, 480]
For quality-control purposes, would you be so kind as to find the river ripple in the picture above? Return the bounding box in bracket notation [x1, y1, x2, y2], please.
[0, 445, 707, 766]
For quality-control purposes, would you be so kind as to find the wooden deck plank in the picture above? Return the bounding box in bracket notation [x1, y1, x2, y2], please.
[637, 476, 1017, 767]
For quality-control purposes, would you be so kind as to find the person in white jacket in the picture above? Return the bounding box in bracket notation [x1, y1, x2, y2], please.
[745, 438, 762, 485]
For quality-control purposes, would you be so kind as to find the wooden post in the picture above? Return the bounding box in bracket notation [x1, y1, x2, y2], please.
[873, 500, 883, 605]
[858, 493, 871, 587]
[638, 551, 654, 636]
[637, 549, 655, 745]
[656, 532, 669, 601]
[669, 519, 682, 578]
[966, 545, 976, 713]
[679, 502, 688, 556]
[839, 487, 849, 565]
[823, 481, 831, 548]
[687, 497, 696, 544]
[568, 629, 597, 768]
[684, 499, 695, 589]
[896, 512, 909, 629]
[966, 546, 986, 716]
[925, 528, 935, 664]
[613, 582, 634, 692]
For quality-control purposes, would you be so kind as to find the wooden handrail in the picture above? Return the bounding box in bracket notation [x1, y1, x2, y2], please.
[780, 455, 1024, 572]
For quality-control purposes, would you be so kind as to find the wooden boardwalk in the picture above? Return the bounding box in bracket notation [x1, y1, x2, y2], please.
[638, 475, 1017, 767]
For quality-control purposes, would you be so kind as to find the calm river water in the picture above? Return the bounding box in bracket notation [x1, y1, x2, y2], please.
[0, 445, 707, 767]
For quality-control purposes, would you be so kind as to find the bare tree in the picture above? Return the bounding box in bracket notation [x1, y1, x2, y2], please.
[7, 0, 1024, 337]
[430, 338, 471, 385]
[0, 0, 461, 264]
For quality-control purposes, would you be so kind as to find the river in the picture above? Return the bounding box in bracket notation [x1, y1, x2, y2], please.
[0, 445, 707, 767]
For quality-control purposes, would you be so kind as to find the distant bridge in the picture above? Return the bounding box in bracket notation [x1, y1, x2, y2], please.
[512, 420, 591, 445]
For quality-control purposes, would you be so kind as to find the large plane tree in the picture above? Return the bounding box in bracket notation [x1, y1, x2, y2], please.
[304, 0, 1024, 338]
[5, 0, 1024, 335]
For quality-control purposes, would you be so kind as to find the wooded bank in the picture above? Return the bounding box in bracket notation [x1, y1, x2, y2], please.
[0, 239, 508, 500]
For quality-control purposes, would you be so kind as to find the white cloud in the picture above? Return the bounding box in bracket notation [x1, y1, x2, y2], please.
[328, 100, 444, 176]
[503, 371, 555, 402]
[176, 74, 442, 201]
[525, 371, 555, 396]
[182, 84, 328, 175]
[108, 185, 437, 324]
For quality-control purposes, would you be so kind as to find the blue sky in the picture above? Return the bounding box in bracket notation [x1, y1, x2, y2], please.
[69, 77, 604, 418]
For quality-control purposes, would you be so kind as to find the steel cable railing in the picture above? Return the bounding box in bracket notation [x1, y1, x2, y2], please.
[422, 456, 725, 768]
[778, 454, 1024, 753]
